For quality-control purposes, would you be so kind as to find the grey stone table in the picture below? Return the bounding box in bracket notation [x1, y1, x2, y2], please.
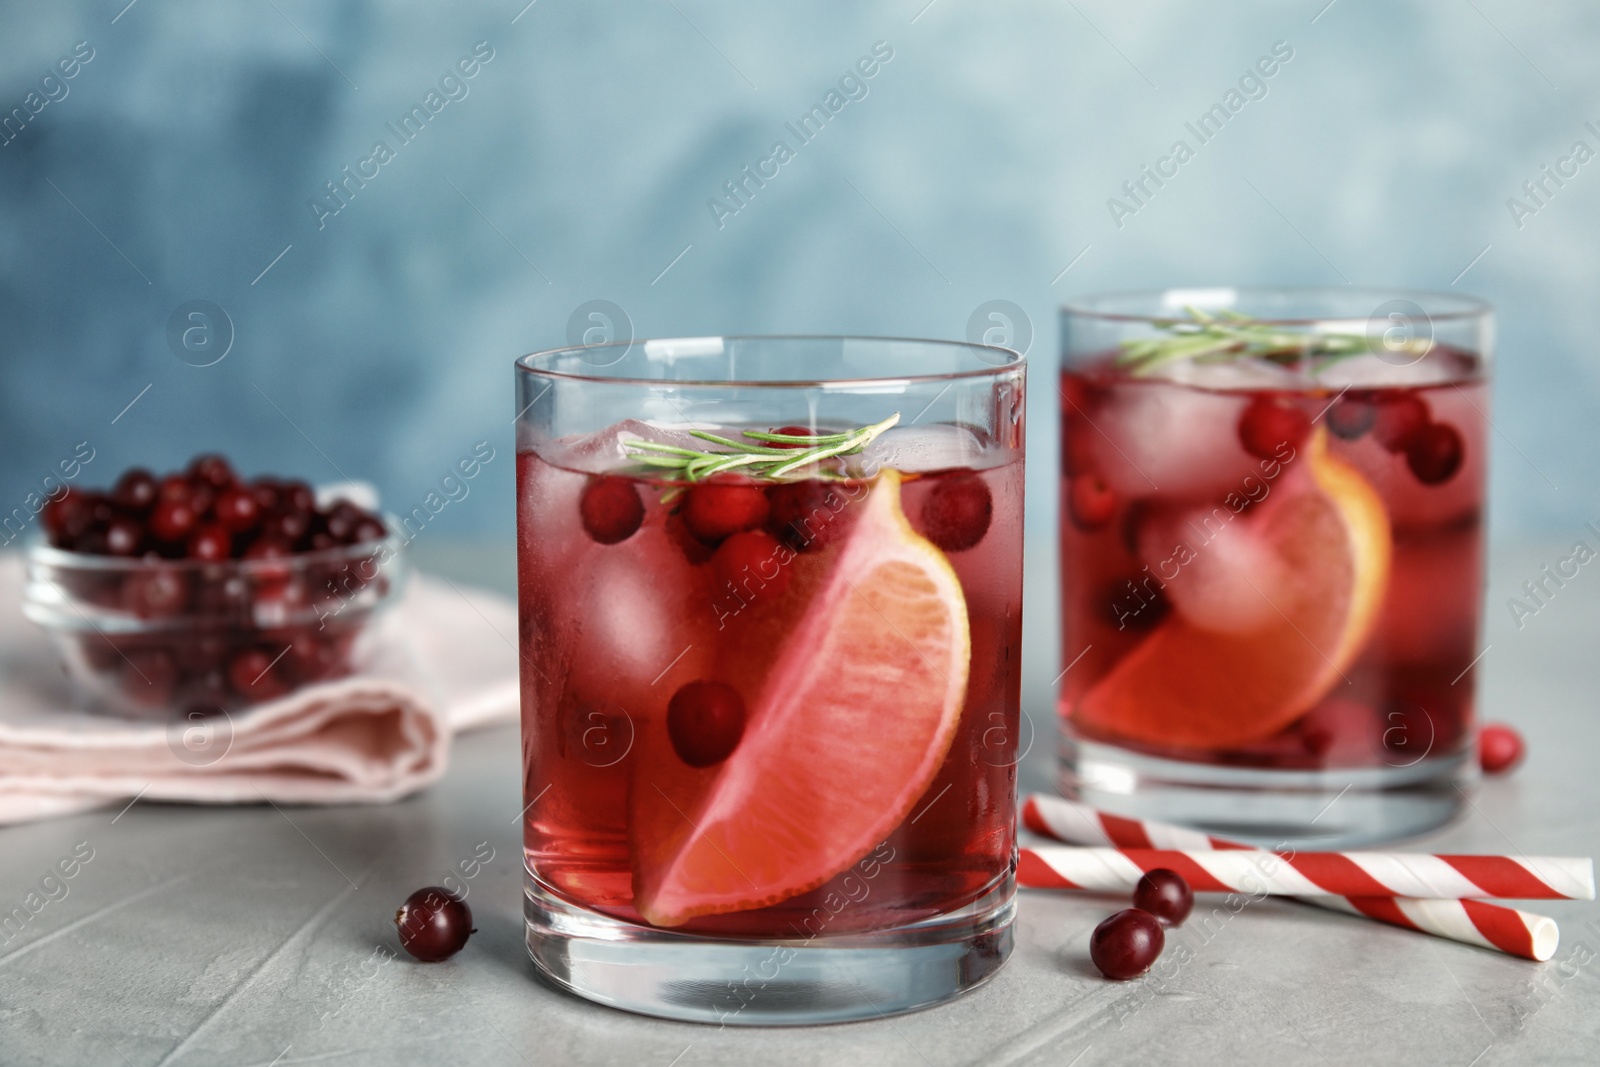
[2, 539, 1597, 1066]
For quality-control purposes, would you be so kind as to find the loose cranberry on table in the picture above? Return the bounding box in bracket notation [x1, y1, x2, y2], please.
[395, 887, 475, 962]
[1132, 867, 1193, 926]
[1090, 907, 1165, 980]
[1479, 723, 1525, 775]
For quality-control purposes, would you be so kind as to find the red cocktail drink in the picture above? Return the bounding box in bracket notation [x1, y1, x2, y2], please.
[1058, 291, 1491, 846]
[515, 336, 1024, 1024]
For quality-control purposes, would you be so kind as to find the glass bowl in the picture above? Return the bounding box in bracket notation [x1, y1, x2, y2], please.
[22, 530, 406, 719]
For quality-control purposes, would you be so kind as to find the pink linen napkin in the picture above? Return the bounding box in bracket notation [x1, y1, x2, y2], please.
[0, 553, 520, 825]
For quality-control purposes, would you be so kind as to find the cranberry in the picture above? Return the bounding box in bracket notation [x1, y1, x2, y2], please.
[188, 453, 236, 489]
[42, 492, 96, 546]
[177, 632, 230, 673]
[157, 475, 195, 504]
[768, 426, 820, 449]
[121, 648, 178, 708]
[1090, 908, 1165, 980]
[351, 517, 386, 544]
[243, 536, 296, 599]
[150, 498, 199, 544]
[249, 479, 281, 513]
[309, 532, 339, 552]
[111, 468, 159, 512]
[121, 569, 190, 619]
[1405, 422, 1464, 485]
[1372, 393, 1430, 453]
[1479, 723, 1525, 775]
[919, 474, 992, 552]
[265, 509, 312, 547]
[579, 476, 645, 545]
[712, 529, 792, 608]
[75, 529, 111, 555]
[1068, 473, 1117, 532]
[767, 481, 856, 552]
[244, 535, 292, 562]
[214, 487, 261, 533]
[395, 887, 474, 962]
[682, 481, 769, 543]
[666, 680, 747, 768]
[284, 629, 340, 682]
[187, 523, 233, 562]
[227, 647, 290, 700]
[324, 502, 363, 542]
[1237, 395, 1311, 459]
[1132, 868, 1194, 926]
[104, 517, 144, 557]
[1326, 396, 1377, 441]
[278, 480, 316, 514]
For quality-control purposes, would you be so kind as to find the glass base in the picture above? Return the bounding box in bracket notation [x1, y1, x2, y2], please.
[1059, 735, 1477, 848]
[524, 873, 1015, 1025]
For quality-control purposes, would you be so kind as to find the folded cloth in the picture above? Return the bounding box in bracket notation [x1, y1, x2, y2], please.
[0, 554, 520, 825]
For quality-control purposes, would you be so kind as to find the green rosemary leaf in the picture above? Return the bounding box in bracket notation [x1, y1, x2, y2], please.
[1116, 307, 1432, 376]
[621, 413, 901, 483]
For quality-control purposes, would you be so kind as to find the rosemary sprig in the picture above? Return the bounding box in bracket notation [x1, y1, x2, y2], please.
[623, 413, 900, 482]
[1117, 305, 1433, 376]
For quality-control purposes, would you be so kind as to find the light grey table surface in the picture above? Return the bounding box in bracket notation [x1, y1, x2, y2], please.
[2, 538, 1597, 1067]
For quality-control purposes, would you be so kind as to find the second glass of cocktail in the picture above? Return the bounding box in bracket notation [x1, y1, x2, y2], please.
[1058, 289, 1490, 847]
[516, 336, 1025, 1024]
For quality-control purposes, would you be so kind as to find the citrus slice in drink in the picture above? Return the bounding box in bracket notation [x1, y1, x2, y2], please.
[631, 469, 970, 927]
[1075, 428, 1391, 749]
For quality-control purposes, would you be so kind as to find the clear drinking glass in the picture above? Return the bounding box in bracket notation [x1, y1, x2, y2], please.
[1057, 289, 1491, 847]
[515, 335, 1025, 1024]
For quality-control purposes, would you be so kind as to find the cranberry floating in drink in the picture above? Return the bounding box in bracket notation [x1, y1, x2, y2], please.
[23, 454, 403, 718]
[1059, 291, 1491, 847]
[515, 336, 1025, 1024]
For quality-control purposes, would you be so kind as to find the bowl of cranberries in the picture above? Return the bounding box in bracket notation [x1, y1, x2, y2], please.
[22, 454, 404, 719]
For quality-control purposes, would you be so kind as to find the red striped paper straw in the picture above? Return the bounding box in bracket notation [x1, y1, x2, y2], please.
[1018, 845, 1593, 900]
[1022, 793, 1570, 962]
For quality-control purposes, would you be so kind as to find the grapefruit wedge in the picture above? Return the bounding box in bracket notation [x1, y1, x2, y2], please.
[631, 469, 970, 927]
[1076, 428, 1391, 750]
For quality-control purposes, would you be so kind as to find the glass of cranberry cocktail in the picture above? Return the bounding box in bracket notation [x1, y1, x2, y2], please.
[515, 336, 1025, 1024]
[1058, 289, 1491, 846]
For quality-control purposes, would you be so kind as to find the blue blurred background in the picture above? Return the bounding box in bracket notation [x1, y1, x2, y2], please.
[1, 0, 1594, 542]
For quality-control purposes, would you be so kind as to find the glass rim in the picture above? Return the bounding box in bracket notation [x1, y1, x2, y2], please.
[514, 334, 1025, 389]
[1060, 286, 1493, 326]
[24, 525, 407, 573]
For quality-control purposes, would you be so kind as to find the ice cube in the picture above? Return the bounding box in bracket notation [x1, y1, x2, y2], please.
[1088, 381, 1260, 500]
[1136, 504, 1288, 634]
[564, 523, 716, 713]
[1156, 358, 1306, 391]
[547, 419, 709, 475]
[866, 423, 992, 474]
